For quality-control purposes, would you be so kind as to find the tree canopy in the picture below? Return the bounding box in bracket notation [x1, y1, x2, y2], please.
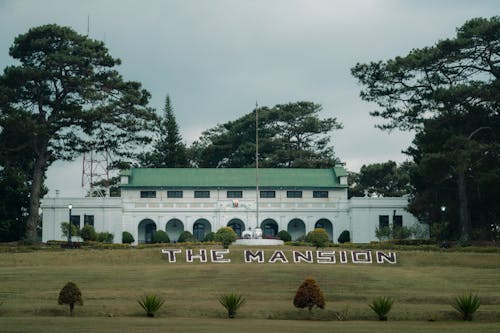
[351, 17, 500, 242]
[190, 101, 342, 168]
[0, 24, 157, 242]
[138, 95, 189, 168]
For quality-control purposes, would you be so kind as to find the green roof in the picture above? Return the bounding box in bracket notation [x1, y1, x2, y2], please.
[121, 168, 347, 189]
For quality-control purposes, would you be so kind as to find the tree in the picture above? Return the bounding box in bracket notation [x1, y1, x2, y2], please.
[293, 277, 325, 316]
[349, 161, 414, 198]
[351, 17, 500, 242]
[58, 282, 83, 316]
[190, 101, 342, 168]
[215, 227, 237, 249]
[152, 230, 170, 243]
[138, 95, 189, 167]
[306, 228, 330, 248]
[0, 24, 157, 242]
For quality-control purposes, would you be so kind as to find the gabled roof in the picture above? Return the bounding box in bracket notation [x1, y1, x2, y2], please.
[120, 168, 347, 189]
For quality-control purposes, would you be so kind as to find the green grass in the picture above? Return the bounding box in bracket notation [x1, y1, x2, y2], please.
[0, 245, 499, 332]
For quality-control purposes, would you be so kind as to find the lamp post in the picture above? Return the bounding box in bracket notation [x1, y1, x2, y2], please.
[440, 205, 447, 248]
[68, 204, 73, 247]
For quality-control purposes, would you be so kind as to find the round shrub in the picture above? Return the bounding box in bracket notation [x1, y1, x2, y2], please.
[337, 230, 351, 243]
[122, 231, 135, 244]
[97, 232, 114, 243]
[177, 231, 195, 243]
[306, 228, 330, 248]
[80, 225, 97, 241]
[277, 230, 292, 242]
[152, 230, 170, 243]
[204, 231, 216, 242]
[58, 281, 83, 316]
[215, 227, 237, 249]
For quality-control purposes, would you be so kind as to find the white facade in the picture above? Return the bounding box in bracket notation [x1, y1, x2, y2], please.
[42, 189, 421, 244]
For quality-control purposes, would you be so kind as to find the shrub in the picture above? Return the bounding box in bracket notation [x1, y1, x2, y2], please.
[375, 226, 391, 241]
[96, 232, 114, 243]
[306, 228, 330, 248]
[152, 230, 170, 243]
[338, 230, 350, 243]
[122, 231, 134, 244]
[368, 296, 393, 321]
[277, 230, 292, 242]
[218, 293, 246, 318]
[215, 227, 237, 249]
[204, 231, 216, 242]
[177, 231, 195, 243]
[293, 277, 325, 316]
[452, 293, 480, 321]
[60, 222, 79, 239]
[137, 294, 165, 317]
[392, 226, 412, 240]
[58, 282, 83, 316]
[79, 225, 97, 241]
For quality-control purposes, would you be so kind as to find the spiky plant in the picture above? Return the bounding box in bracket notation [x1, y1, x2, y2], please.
[218, 293, 246, 318]
[452, 293, 480, 321]
[368, 296, 394, 321]
[137, 294, 165, 317]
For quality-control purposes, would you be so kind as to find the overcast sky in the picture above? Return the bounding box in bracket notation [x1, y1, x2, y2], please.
[1, 0, 499, 197]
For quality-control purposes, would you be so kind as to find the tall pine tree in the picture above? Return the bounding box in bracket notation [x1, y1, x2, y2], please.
[138, 95, 189, 168]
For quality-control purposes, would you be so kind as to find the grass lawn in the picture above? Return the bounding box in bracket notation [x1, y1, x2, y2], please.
[0, 245, 499, 333]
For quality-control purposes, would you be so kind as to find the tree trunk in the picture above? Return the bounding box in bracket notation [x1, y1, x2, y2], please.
[457, 170, 471, 243]
[26, 152, 49, 243]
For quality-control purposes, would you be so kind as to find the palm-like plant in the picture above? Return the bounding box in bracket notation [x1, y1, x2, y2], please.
[368, 296, 394, 321]
[218, 293, 246, 318]
[137, 294, 165, 317]
[452, 293, 480, 321]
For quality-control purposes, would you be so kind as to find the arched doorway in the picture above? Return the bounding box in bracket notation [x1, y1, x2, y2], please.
[193, 219, 212, 241]
[315, 218, 333, 241]
[227, 218, 245, 238]
[288, 218, 306, 241]
[138, 219, 156, 244]
[166, 219, 184, 242]
[261, 218, 278, 238]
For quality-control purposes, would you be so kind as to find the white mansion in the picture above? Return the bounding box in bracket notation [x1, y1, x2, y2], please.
[41, 167, 421, 244]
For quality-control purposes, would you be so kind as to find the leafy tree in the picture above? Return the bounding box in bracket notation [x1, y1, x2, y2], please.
[79, 224, 97, 241]
[306, 228, 330, 248]
[138, 95, 189, 167]
[277, 230, 292, 242]
[0, 24, 156, 243]
[351, 17, 500, 242]
[60, 222, 79, 240]
[152, 230, 170, 243]
[58, 282, 83, 316]
[349, 161, 414, 198]
[190, 101, 342, 168]
[215, 227, 237, 249]
[293, 277, 325, 316]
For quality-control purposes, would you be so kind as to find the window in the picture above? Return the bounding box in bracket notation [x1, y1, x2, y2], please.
[167, 190, 183, 198]
[313, 190, 328, 198]
[287, 190, 302, 198]
[227, 191, 242, 198]
[260, 190, 276, 198]
[393, 215, 403, 228]
[194, 190, 210, 198]
[70, 215, 80, 229]
[379, 215, 389, 228]
[84, 215, 94, 227]
[140, 190, 156, 198]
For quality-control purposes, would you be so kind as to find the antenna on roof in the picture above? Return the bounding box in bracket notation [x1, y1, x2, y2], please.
[86, 14, 90, 36]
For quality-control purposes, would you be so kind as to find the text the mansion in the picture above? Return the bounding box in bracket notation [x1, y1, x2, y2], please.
[161, 249, 398, 264]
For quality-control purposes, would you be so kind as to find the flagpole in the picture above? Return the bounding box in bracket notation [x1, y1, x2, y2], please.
[255, 102, 259, 230]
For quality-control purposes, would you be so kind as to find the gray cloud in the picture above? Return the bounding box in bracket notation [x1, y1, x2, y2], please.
[1, 0, 498, 196]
